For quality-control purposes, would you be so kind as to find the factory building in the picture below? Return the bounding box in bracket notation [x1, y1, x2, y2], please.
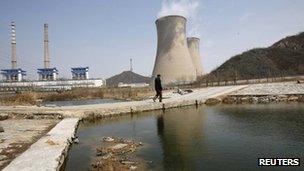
[152, 15, 196, 85]
[71, 67, 89, 80]
[37, 68, 58, 81]
[1, 22, 26, 82]
[37, 23, 59, 81]
[187, 37, 204, 77]
[1, 69, 26, 82]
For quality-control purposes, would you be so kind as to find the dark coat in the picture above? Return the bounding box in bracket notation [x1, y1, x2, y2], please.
[154, 77, 162, 91]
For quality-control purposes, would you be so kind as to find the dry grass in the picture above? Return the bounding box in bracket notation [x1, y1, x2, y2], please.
[0, 92, 38, 105]
[0, 87, 154, 106]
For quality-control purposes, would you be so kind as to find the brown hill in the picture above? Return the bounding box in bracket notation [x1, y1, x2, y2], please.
[106, 71, 151, 87]
[209, 32, 304, 81]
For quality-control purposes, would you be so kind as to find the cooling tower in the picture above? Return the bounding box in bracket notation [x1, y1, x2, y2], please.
[187, 37, 204, 77]
[152, 15, 196, 85]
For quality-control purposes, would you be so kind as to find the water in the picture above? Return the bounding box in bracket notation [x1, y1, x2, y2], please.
[65, 103, 304, 171]
[42, 98, 125, 107]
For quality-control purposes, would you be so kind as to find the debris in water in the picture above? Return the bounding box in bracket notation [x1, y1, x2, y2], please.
[130, 165, 137, 170]
[73, 137, 79, 144]
[91, 137, 149, 171]
[102, 136, 114, 142]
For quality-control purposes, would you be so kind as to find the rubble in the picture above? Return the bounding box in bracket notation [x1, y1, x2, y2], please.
[222, 94, 304, 104]
[102, 136, 114, 142]
[91, 137, 148, 171]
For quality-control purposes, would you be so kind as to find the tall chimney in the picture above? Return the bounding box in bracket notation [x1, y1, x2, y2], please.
[152, 15, 196, 85]
[11, 21, 17, 69]
[44, 23, 50, 68]
[130, 58, 133, 72]
[187, 37, 204, 77]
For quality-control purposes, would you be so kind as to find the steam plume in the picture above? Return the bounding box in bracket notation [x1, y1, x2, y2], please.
[157, 0, 201, 37]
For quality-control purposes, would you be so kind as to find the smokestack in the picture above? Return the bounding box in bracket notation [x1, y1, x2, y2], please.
[44, 23, 50, 68]
[130, 58, 133, 72]
[187, 37, 204, 77]
[11, 21, 17, 69]
[152, 15, 196, 85]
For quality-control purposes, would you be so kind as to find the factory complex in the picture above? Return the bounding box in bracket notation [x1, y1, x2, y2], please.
[0, 22, 105, 89]
[1, 15, 204, 89]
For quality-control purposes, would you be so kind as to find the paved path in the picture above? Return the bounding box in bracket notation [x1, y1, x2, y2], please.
[0, 85, 247, 118]
[3, 118, 79, 171]
[231, 82, 304, 95]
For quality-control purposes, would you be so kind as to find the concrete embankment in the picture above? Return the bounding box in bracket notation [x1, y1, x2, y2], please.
[3, 118, 79, 171]
[0, 85, 247, 119]
[222, 82, 304, 104]
[2, 82, 304, 170]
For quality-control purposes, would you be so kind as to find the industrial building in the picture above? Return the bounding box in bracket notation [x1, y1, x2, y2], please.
[0, 79, 105, 91]
[71, 67, 89, 80]
[37, 68, 59, 81]
[187, 37, 204, 77]
[0, 22, 105, 90]
[1, 21, 27, 82]
[37, 23, 58, 81]
[152, 15, 196, 85]
[1, 69, 26, 82]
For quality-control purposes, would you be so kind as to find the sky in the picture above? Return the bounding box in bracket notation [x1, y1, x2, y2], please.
[0, 0, 303, 80]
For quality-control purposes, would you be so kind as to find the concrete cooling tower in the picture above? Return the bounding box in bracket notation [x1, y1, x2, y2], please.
[152, 15, 196, 85]
[187, 37, 204, 77]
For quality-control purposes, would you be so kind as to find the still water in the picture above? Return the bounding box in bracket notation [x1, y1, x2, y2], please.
[65, 103, 304, 171]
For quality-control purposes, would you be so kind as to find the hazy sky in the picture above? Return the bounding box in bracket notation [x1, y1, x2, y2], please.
[0, 0, 303, 79]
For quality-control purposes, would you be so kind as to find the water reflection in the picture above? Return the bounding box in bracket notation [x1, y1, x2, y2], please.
[65, 104, 304, 171]
[156, 107, 206, 170]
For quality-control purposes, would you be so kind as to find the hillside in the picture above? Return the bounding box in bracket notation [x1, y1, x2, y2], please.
[106, 71, 151, 86]
[209, 32, 304, 80]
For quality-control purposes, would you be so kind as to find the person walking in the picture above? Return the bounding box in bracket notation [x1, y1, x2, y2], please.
[153, 74, 163, 102]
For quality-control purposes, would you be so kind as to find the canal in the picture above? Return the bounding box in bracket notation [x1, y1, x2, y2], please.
[65, 103, 304, 171]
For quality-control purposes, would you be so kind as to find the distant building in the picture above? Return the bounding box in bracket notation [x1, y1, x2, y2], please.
[0, 78, 105, 91]
[118, 82, 149, 88]
[1, 69, 26, 82]
[71, 67, 89, 80]
[37, 68, 58, 81]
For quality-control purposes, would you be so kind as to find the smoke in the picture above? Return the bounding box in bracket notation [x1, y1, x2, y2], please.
[157, 0, 202, 37]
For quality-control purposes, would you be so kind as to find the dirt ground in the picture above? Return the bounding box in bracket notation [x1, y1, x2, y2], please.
[0, 119, 58, 169]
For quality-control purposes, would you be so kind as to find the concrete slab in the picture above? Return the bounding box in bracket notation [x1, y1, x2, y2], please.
[3, 118, 79, 171]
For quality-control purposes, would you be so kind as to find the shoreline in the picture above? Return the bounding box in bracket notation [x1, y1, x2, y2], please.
[1, 82, 304, 170]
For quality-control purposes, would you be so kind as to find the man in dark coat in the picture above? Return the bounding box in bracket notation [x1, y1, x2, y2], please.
[153, 74, 163, 102]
